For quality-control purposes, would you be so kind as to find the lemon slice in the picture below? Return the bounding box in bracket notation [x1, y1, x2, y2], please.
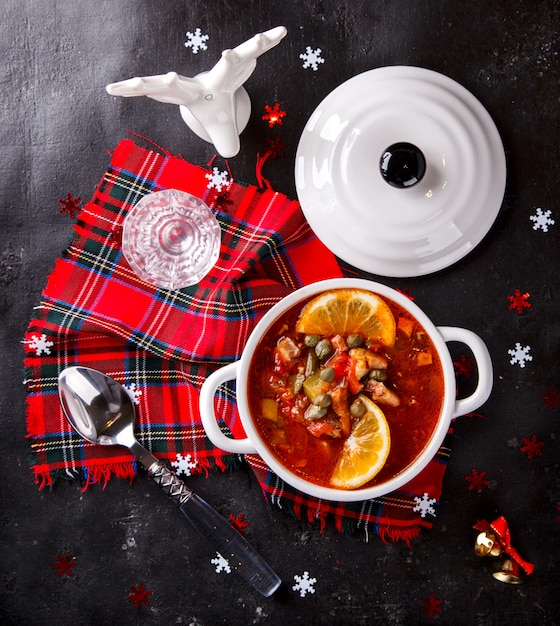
[330, 395, 391, 489]
[295, 288, 396, 347]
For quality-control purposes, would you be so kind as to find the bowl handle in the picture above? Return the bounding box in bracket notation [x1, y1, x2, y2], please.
[199, 361, 258, 455]
[438, 326, 493, 418]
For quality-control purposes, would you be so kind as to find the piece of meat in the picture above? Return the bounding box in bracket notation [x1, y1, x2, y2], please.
[349, 348, 388, 380]
[330, 386, 352, 436]
[331, 334, 348, 352]
[276, 336, 301, 362]
[365, 379, 401, 407]
[305, 419, 342, 438]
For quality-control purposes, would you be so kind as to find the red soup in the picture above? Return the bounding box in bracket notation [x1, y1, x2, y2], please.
[247, 291, 445, 489]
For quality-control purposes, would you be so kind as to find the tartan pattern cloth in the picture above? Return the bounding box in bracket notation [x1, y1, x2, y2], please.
[23, 139, 453, 543]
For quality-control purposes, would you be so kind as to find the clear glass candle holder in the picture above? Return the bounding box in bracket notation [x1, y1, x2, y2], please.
[122, 189, 221, 290]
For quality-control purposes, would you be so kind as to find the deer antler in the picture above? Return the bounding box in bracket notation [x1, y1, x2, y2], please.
[106, 72, 200, 106]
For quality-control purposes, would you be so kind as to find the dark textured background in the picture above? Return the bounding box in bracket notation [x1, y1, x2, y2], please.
[1, 1, 559, 624]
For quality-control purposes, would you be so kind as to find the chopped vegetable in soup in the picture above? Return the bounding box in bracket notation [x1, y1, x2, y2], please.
[248, 289, 444, 489]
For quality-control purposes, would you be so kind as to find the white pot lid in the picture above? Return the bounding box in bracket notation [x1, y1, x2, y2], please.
[295, 66, 507, 277]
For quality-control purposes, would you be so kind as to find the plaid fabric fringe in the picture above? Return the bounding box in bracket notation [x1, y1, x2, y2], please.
[23, 139, 453, 543]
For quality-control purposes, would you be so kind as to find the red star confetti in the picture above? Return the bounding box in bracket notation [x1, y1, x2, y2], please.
[542, 385, 560, 411]
[127, 582, 152, 608]
[420, 592, 443, 619]
[262, 103, 286, 127]
[52, 552, 77, 577]
[507, 289, 531, 314]
[212, 191, 235, 213]
[454, 353, 476, 379]
[520, 434, 544, 459]
[229, 513, 250, 535]
[58, 193, 82, 218]
[465, 468, 490, 492]
[264, 135, 287, 158]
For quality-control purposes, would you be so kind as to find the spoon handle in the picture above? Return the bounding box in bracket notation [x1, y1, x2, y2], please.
[149, 462, 281, 597]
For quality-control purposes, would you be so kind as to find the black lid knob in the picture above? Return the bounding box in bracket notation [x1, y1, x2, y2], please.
[379, 142, 426, 188]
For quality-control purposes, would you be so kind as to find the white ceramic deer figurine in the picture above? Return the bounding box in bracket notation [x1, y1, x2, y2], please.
[106, 26, 287, 158]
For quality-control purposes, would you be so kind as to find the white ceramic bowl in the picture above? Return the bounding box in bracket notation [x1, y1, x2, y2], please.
[200, 278, 492, 502]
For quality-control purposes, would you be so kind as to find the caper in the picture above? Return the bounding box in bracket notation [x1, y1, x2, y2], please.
[306, 405, 327, 420]
[346, 333, 364, 349]
[319, 366, 335, 382]
[350, 399, 366, 418]
[313, 393, 332, 408]
[305, 351, 319, 377]
[368, 368, 388, 382]
[304, 334, 319, 348]
[315, 338, 333, 360]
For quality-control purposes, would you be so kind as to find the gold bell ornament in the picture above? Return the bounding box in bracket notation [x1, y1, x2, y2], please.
[474, 531, 502, 557]
[473, 516, 534, 584]
[493, 559, 522, 585]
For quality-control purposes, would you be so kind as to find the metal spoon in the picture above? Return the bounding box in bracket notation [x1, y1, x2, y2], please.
[58, 365, 281, 597]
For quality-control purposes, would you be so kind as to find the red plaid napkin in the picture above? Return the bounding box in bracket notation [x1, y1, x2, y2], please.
[23, 139, 453, 543]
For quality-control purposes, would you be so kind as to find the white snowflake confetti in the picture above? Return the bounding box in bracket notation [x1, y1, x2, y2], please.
[25, 333, 54, 356]
[508, 342, 533, 368]
[171, 453, 198, 477]
[205, 167, 231, 192]
[184, 27, 209, 54]
[211, 552, 231, 574]
[299, 46, 325, 71]
[124, 383, 142, 405]
[530, 207, 555, 232]
[292, 571, 317, 597]
[413, 492, 437, 518]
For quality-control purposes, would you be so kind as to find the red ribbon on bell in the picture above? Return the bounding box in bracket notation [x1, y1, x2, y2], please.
[473, 516, 534, 576]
